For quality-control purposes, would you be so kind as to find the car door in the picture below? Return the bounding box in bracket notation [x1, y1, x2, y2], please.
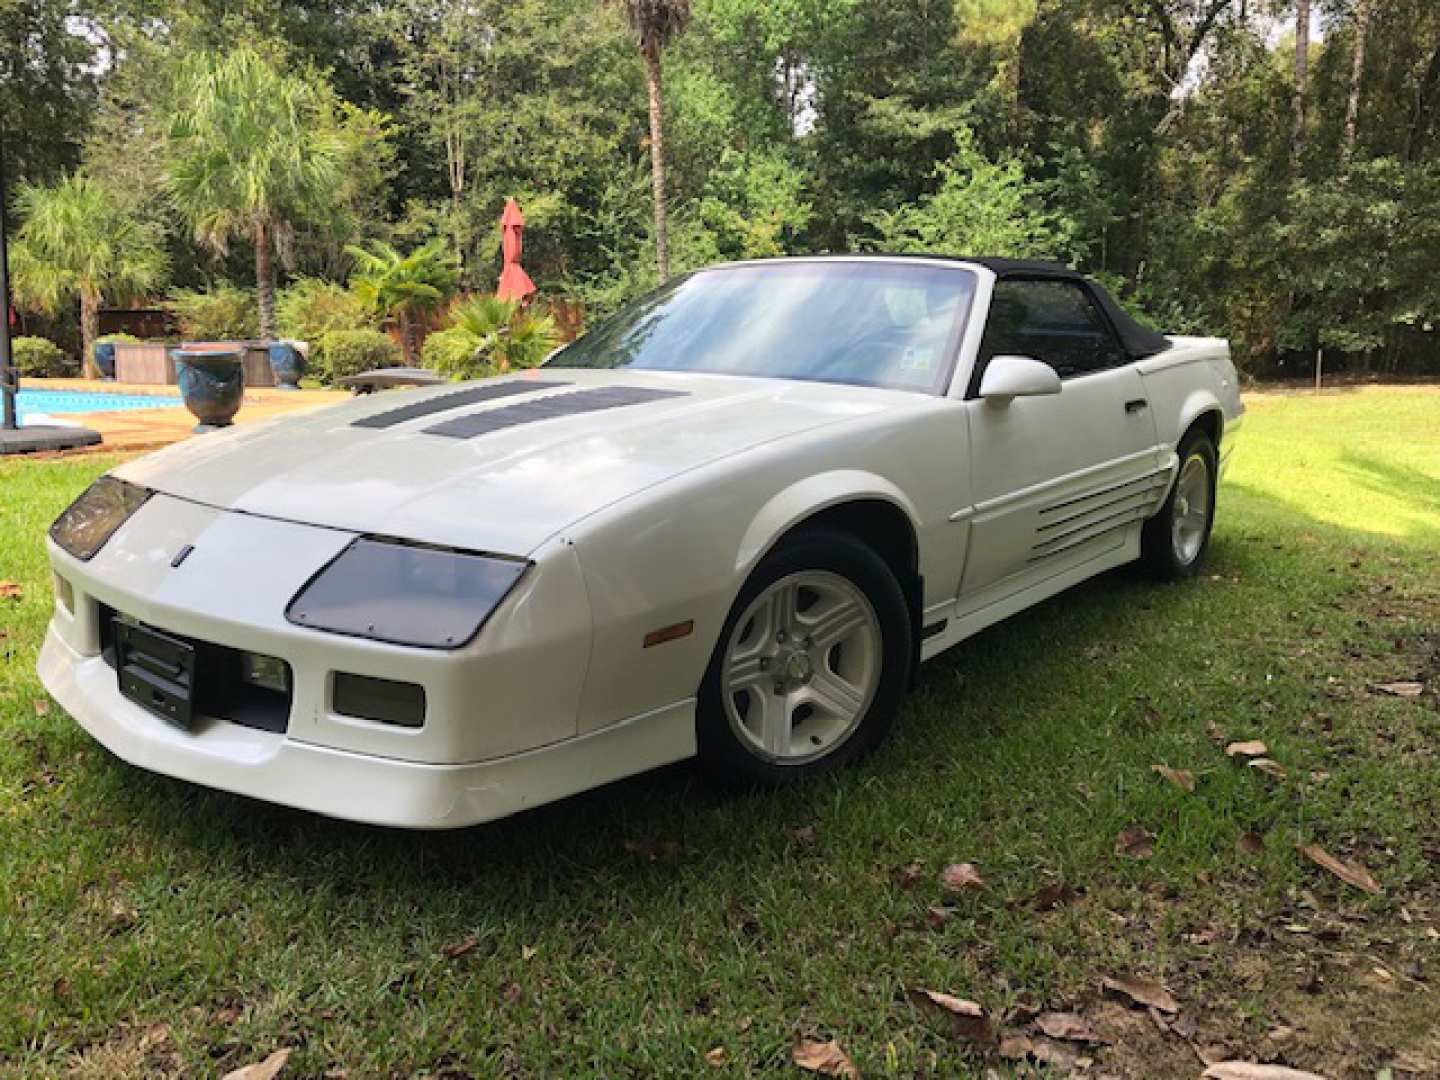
[957, 277, 1166, 601]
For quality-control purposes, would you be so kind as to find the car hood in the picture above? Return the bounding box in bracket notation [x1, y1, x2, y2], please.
[114, 369, 921, 555]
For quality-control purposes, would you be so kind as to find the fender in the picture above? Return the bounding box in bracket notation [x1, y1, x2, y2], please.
[735, 469, 921, 578]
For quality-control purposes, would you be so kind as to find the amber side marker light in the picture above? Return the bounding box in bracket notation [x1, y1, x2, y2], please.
[643, 620, 694, 648]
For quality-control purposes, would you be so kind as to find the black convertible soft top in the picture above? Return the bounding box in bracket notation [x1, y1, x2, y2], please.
[947, 256, 1171, 360]
[822, 253, 1173, 360]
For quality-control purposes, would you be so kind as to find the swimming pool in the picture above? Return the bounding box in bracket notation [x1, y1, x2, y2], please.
[13, 388, 178, 426]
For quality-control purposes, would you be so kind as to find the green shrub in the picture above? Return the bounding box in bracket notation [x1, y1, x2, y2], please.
[422, 327, 493, 380]
[429, 296, 561, 380]
[277, 278, 373, 372]
[97, 332, 142, 345]
[319, 328, 401, 385]
[11, 336, 70, 378]
[167, 284, 259, 340]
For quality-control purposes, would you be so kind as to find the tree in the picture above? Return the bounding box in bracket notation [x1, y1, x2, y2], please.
[10, 174, 167, 377]
[609, 0, 693, 280]
[1292, 0, 1310, 165]
[167, 48, 342, 340]
[1342, 0, 1373, 168]
[346, 239, 460, 366]
[860, 131, 1080, 260]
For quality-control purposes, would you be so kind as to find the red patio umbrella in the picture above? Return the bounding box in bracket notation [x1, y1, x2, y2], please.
[496, 198, 536, 303]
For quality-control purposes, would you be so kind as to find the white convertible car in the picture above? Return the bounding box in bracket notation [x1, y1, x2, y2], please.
[39, 257, 1242, 828]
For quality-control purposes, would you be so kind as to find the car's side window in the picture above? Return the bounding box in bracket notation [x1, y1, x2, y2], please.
[977, 279, 1128, 381]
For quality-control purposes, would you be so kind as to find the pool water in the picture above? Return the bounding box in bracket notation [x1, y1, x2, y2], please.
[14, 388, 178, 426]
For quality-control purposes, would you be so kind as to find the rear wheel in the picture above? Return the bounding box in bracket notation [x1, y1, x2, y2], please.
[697, 530, 912, 785]
[1141, 429, 1217, 579]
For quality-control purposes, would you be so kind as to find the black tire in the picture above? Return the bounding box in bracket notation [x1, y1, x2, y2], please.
[696, 529, 913, 786]
[1141, 428, 1218, 579]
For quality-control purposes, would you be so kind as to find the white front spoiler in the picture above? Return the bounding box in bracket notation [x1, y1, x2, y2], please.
[39, 624, 696, 830]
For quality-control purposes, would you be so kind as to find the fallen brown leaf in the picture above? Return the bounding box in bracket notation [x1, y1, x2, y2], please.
[893, 859, 924, 887]
[0, 581, 22, 601]
[1201, 1063, 1328, 1079]
[1225, 740, 1268, 758]
[1028, 882, 1078, 911]
[1373, 681, 1424, 698]
[923, 905, 954, 929]
[139, 1022, 171, 1051]
[787, 824, 818, 846]
[222, 1049, 292, 1080]
[907, 989, 997, 1045]
[1298, 843, 1381, 894]
[1114, 824, 1156, 860]
[939, 862, 985, 892]
[520, 944, 537, 961]
[33, 699, 51, 717]
[1152, 763, 1196, 792]
[704, 1046, 726, 1066]
[792, 1038, 860, 1078]
[1248, 758, 1288, 779]
[1102, 975, 1179, 1013]
[1236, 832, 1265, 855]
[1032, 1011, 1109, 1044]
[624, 838, 682, 861]
[440, 936, 477, 959]
[998, 1033, 1085, 1070]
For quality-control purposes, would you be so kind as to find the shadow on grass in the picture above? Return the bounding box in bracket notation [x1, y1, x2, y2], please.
[1338, 449, 1440, 518]
[77, 479, 1436, 928]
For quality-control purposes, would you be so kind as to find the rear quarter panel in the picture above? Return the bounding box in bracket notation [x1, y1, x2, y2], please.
[1136, 336, 1244, 467]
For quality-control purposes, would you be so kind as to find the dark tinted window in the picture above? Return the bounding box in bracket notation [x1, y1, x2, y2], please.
[548, 262, 976, 394]
[977, 279, 1127, 380]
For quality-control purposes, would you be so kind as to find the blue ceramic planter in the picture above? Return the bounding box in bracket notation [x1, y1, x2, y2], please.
[268, 341, 305, 389]
[172, 348, 245, 433]
[93, 342, 116, 381]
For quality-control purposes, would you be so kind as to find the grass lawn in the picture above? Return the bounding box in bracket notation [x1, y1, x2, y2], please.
[1, 387, 1437, 1079]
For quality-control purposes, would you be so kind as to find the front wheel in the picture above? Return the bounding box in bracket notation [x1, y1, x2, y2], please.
[1141, 429, 1217, 579]
[696, 530, 913, 786]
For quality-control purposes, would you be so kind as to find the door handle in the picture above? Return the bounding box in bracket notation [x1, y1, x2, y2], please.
[1124, 398, 1149, 414]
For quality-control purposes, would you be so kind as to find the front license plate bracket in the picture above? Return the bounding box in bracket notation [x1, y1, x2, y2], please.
[114, 618, 196, 730]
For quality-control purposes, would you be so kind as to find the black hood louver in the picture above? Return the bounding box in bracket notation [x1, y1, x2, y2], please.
[423, 386, 689, 440]
[352, 380, 571, 429]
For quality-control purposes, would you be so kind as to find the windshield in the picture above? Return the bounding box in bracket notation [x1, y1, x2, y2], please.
[547, 261, 976, 394]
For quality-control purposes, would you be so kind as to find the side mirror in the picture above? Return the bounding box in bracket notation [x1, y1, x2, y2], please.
[978, 355, 1061, 402]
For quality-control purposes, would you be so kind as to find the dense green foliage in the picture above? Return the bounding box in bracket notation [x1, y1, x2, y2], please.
[9, 174, 168, 376]
[166, 285, 260, 341]
[318, 327, 403, 384]
[276, 278, 375, 372]
[9, 336, 70, 378]
[6, 0, 1439, 374]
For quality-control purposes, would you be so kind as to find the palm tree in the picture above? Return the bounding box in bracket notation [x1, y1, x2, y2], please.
[10, 174, 167, 377]
[347, 240, 460, 366]
[453, 295, 560, 373]
[609, 0, 692, 281]
[167, 49, 341, 341]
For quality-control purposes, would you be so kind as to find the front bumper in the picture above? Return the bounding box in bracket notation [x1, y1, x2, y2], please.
[39, 624, 695, 829]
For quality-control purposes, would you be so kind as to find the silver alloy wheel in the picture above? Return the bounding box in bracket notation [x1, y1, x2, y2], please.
[721, 570, 882, 764]
[1171, 453, 1212, 566]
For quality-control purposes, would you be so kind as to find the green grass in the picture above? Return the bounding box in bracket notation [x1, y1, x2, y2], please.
[2, 388, 1437, 1078]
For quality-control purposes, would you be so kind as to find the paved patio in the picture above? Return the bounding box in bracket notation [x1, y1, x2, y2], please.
[17, 378, 351, 453]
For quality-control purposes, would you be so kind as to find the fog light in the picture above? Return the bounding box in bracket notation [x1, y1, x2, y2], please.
[53, 573, 74, 614]
[241, 652, 290, 694]
[333, 672, 425, 729]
